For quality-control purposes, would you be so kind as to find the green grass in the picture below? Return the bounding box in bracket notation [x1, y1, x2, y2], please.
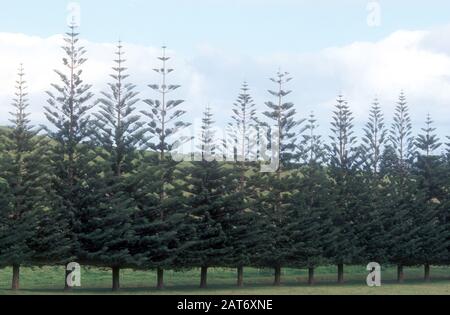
[1, 265, 449, 295]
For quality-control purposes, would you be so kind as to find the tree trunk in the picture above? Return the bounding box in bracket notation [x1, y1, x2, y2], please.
[274, 266, 281, 286]
[200, 266, 208, 288]
[112, 267, 120, 291]
[424, 264, 431, 281]
[12, 264, 20, 290]
[64, 263, 72, 291]
[156, 267, 164, 289]
[397, 264, 404, 283]
[237, 266, 244, 287]
[337, 264, 344, 284]
[308, 267, 315, 285]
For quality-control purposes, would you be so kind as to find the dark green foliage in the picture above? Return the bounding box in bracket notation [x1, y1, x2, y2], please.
[412, 116, 448, 266]
[257, 71, 305, 284]
[287, 112, 333, 269]
[79, 43, 142, 280]
[325, 95, 364, 277]
[224, 83, 264, 271]
[131, 176, 185, 270]
[0, 66, 37, 270]
[42, 25, 97, 269]
[359, 100, 388, 263]
[446, 137, 450, 155]
[287, 164, 335, 269]
[416, 114, 442, 157]
[138, 47, 191, 287]
[327, 95, 360, 172]
[0, 66, 66, 271]
[141, 47, 190, 159]
[228, 82, 258, 162]
[361, 98, 387, 174]
[0, 38, 450, 287]
[181, 108, 231, 270]
[263, 71, 303, 168]
[390, 91, 415, 169]
[380, 172, 420, 268]
[299, 112, 326, 165]
[442, 153, 450, 264]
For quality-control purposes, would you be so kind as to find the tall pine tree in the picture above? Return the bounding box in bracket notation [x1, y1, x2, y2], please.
[326, 95, 363, 283]
[43, 24, 96, 289]
[0, 65, 50, 290]
[359, 99, 389, 265]
[386, 91, 417, 282]
[299, 112, 326, 165]
[390, 91, 415, 170]
[181, 106, 231, 288]
[414, 114, 446, 280]
[287, 112, 334, 285]
[361, 98, 387, 174]
[258, 71, 303, 285]
[225, 82, 263, 286]
[140, 46, 191, 289]
[81, 42, 144, 291]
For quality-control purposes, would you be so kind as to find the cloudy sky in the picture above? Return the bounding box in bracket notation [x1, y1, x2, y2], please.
[1, 0, 450, 146]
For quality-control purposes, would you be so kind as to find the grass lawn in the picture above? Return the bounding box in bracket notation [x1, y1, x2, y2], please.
[1, 265, 449, 295]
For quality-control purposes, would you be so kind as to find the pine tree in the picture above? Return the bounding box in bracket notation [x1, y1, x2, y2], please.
[288, 115, 334, 284]
[43, 24, 96, 289]
[228, 82, 258, 164]
[415, 114, 443, 204]
[326, 95, 363, 283]
[386, 91, 417, 282]
[263, 71, 302, 168]
[380, 158, 420, 283]
[0, 65, 35, 290]
[298, 112, 326, 165]
[140, 46, 191, 289]
[416, 114, 442, 157]
[181, 106, 231, 288]
[80, 42, 144, 291]
[328, 96, 359, 171]
[413, 114, 447, 280]
[225, 82, 262, 286]
[0, 65, 59, 290]
[359, 99, 389, 265]
[361, 98, 387, 174]
[390, 91, 415, 170]
[258, 71, 303, 285]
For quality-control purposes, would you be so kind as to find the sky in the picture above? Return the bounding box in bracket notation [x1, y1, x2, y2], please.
[1, 0, 450, 148]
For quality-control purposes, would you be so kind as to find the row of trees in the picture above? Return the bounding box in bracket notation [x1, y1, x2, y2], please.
[0, 26, 449, 291]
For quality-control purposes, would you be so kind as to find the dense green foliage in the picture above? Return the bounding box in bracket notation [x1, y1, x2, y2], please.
[0, 26, 449, 290]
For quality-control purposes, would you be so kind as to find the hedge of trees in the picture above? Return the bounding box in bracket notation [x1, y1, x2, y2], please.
[0, 26, 449, 291]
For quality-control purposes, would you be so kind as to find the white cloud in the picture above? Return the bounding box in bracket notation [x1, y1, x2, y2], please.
[1, 26, 450, 143]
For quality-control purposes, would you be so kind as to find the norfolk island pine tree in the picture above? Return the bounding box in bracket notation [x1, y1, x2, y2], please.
[179, 106, 232, 288]
[139, 47, 191, 289]
[0, 65, 37, 290]
[256, 71, 305, 286]
[286, 112, 335, 285]
[0, 65, 67, 290]
[325, 95, 364, 284]
[413, 114, 448, 280]
[0, 34, 448, 294]
[79, 42, 146, 291]
[386, 91, 418, 282]
[42, 24, 97, 289]
[223, 82, 267, 287]
[358, 99, 391, 266]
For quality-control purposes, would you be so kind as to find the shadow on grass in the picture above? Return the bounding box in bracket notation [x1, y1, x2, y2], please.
[4, 276, 450, 295]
